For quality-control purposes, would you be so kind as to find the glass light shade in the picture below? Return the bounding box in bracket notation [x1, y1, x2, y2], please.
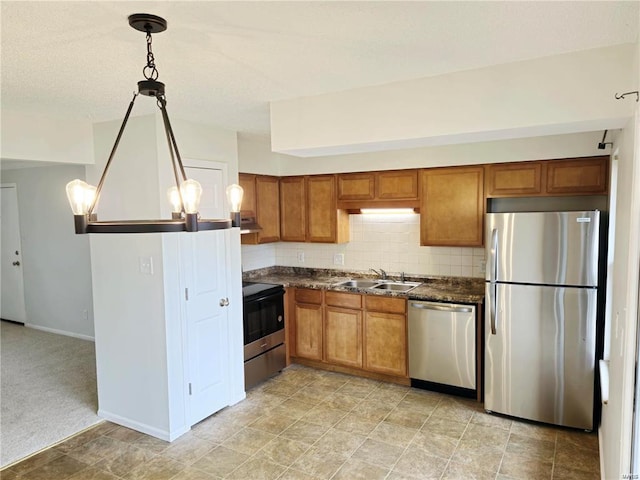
[180, 179, 202, 215]
[226, 184, 244, 212]
[167, 186, 182, 213]
[66, 179, 97, 215]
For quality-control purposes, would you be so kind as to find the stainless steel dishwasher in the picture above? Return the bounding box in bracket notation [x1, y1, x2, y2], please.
[408, 300, 476, 397]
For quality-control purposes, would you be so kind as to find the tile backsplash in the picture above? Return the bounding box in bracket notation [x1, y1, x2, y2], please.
[241, 213, 486, 277]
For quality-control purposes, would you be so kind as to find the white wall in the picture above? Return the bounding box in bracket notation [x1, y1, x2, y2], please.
[237, 133, 281, 176]
[271, 44, 635, 157]
[88, 115, 162, 220]
[278, 131, 610, 175]
[1, 165, 94, 339]
[599, 44, 640, 480]
[91, 233, 170, 437]
[1, 110, 94, 165]
[241, 214, 485, 277]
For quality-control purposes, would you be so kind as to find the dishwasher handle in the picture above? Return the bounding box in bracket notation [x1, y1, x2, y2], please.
[409, 301, 473, 313]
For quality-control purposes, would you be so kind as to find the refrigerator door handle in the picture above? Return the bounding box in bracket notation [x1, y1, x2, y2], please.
[488, 228, 499, 335]
[489, 228, 498, 283]
[490, 282, 498, 335]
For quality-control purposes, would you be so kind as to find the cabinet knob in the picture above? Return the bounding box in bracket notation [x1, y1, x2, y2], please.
[219, 297, 230, 307]
[12, 261, 20, 266]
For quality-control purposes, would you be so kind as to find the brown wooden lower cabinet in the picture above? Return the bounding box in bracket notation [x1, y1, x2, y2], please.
[294, 302, 323, 361]
[363, 311, 407, 377]
[325, 306, 363, 368]
[290, 288, 408, 383]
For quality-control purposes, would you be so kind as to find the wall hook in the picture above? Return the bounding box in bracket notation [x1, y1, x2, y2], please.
[615, 91, 639, 102]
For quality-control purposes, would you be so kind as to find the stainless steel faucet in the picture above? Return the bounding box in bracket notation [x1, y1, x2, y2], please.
[370, 268, 387, 280]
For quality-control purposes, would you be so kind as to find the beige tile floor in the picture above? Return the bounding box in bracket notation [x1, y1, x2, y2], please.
[1, 365, 599, 480]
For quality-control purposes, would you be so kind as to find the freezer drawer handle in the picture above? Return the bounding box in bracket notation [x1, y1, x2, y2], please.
[410, 302, 473, 313]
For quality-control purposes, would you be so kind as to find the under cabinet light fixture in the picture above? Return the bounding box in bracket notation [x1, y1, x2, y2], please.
[360, 208, 417, 215]
[65, 13, 230, 234]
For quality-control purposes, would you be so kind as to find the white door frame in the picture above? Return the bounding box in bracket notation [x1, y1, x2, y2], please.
[183, 159, 230, 218]
[1, 183, 27, 323]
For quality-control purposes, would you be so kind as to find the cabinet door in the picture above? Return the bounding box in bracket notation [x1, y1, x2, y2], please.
[337, 173, 375, 200]
[364, 311, 407, 377]
[280, 176, 307, 242]
[420, 166, 484, 247]
[546, 157, 608, 195]
[485, 162, 543, 197]
[255, 176, 280, 243]
[325, 307, 363, 368]
[308, 175, 348, 243]
[238, 173, 257, 216]
[294, 303, 323, 360]
[376, 170, 418, 200]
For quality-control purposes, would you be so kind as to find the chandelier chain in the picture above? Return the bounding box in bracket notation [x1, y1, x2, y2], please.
[143, 31, 159, 81]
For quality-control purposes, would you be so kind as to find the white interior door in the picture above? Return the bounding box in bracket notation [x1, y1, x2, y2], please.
[1, 184, 26, 322]
[182, 230, 230, 425]
[185, 166, 224, 219]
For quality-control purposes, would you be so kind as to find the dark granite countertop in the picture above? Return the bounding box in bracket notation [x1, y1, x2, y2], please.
[243, 267, 485, 304]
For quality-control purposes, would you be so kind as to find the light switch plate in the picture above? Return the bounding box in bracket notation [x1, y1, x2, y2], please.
[297, 251, 305, 263]
[333, 253, 345, 265]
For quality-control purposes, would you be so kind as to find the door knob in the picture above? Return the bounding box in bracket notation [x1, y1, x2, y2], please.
[219, 298, 229, 307]
[12, 261, 20, 266]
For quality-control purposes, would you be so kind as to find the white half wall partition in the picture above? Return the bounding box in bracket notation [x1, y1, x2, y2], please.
[271, 44, 636, 157]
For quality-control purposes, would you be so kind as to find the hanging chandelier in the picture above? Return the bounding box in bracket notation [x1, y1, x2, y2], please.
[66, 13, 233, 234]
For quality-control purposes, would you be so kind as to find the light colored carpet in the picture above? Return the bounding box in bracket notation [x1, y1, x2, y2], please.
[0, 321, 101, 467]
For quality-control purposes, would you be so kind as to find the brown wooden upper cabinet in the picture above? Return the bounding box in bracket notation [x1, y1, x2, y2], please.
[546, 157, 609, 195]
[484, 162, 543, 197]
[337, 169, 419, 209]
[279, 176, 307, 242]
[238, 173, 256, 217]
[485, 156, 609, 198]
[420, 166, 484, 247]
[280, 175, 349, 243]
[239, 173, 280, 245]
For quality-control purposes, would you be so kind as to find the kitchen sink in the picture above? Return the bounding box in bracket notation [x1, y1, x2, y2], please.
[333, 279, 380, 289]
[372, 281, 421, 292]
[333, 279, 421, 293]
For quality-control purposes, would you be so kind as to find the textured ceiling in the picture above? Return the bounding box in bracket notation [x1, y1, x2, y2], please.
[1, 1, 638, 135]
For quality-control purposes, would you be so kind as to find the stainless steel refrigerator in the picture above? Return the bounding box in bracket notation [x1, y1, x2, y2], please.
[484, 210, 600, 430]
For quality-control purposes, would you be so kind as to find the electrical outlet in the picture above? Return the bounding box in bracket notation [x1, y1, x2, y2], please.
[479, 260, 486, 274]
[82, 310, 88, 321]
[297, 251, 305, 263]
[139, 256, 154, 275]
[333, 253, 345, 265]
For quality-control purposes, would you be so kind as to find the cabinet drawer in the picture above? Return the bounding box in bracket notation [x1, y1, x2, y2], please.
[326, 291, 362, 309]
[295, 288, 323, 305]
[365, 295, 406, 314]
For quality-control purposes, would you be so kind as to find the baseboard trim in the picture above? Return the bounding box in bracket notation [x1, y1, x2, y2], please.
[1, 318, 25, 326]
[26, 323, 95, 342]
[97, 409, 189, 442]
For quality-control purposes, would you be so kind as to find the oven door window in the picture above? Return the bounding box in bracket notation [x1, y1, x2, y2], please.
[244, 293, 284, 345]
